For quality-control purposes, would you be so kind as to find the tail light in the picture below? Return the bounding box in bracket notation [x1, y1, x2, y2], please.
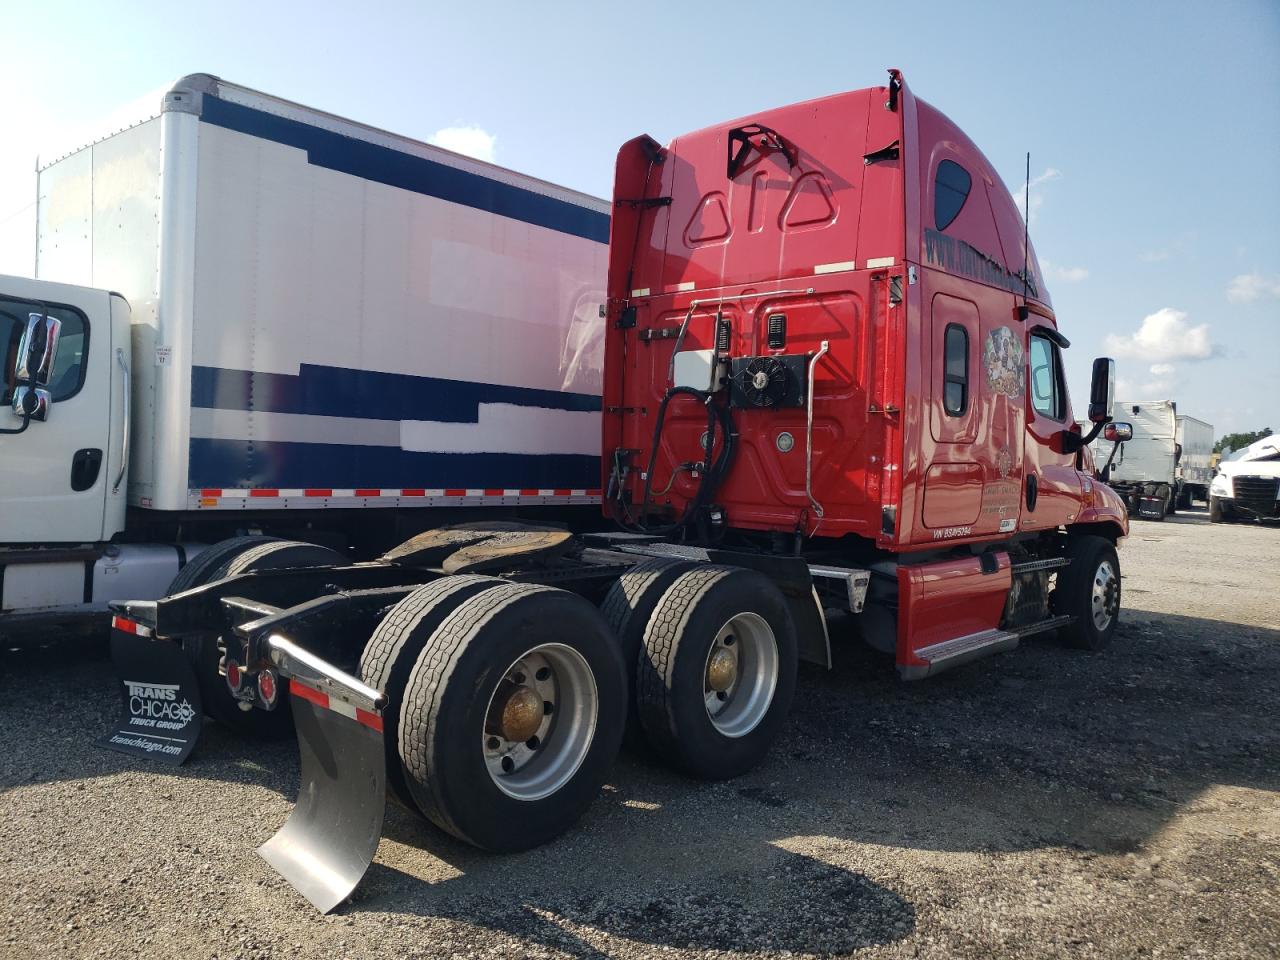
[225, 659, 244, 695]
[258, 668, 280, 709]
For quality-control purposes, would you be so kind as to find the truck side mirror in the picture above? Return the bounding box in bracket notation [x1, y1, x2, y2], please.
[1087, 357, 1115, 424]
[1104, 422, 1132, 443]
[11, 385, 50, 422]
[6, 312, 60, 426]
[15, 311, 62, 387]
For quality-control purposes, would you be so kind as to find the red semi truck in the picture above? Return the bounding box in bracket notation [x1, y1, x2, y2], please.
[103, 70, 1129, 911]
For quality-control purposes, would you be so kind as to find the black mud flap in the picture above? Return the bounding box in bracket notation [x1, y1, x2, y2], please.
[98, 626, 203, 765]
[258, 679, 386, 913]
[1138, 497, 1166, 519]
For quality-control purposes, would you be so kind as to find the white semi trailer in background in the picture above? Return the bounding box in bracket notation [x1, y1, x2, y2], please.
[1093, 400, 1212, 518]
[0, 74, 609, 634]
[1174, 414, 1214, 508]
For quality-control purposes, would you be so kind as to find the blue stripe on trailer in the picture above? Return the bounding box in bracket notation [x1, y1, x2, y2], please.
[190, 364, 601, 421]
[188, 439, 599, 491]
[198, 96, 611, 245]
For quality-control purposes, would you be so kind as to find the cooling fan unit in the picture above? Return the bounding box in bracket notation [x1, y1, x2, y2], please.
[728, 354, 808, 409]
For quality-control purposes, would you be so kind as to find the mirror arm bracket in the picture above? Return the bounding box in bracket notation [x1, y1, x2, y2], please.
[1079, 417, 1109, 448]
[0, 410, 32, 436]
[1061, 417, 1109, 457]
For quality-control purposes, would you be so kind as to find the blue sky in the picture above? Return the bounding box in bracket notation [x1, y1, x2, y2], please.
[1, 0, 1276, 437]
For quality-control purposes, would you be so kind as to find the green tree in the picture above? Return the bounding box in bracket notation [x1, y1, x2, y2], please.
[1215, 427, 1272, 454]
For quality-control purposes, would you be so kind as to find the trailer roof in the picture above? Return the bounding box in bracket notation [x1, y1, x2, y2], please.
[37, 73, 607, 214]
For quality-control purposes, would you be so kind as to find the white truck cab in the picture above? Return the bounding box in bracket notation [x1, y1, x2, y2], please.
[1210, 434, 1280, 523]
[1, 277, 130, 544]
[0, 277, 184, 621]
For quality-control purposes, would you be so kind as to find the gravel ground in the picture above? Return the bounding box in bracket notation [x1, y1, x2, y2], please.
[2, 507, 1277, 959]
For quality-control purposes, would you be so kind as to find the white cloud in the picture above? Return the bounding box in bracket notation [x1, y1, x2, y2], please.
[1103, 308, 1214, 363]
[1116, 364, 1179, 399]
[1040, 258, 1088, 283]
[1139, 249, 1171, 263]
[1012, 167, 1061, 225]
[428, 126, 497, 163]
[1226, 272, 1280, 304]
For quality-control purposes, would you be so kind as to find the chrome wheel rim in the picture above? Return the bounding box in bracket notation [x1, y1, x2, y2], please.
[482, 643, 597, 801]
[703, 612, 779, 738]
[1091, 559, 1119, 632]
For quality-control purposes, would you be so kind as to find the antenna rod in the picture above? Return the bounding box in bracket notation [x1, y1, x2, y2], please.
[1023, 151, 1031, 304]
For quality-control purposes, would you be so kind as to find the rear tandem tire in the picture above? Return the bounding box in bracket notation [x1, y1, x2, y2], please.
[1052, 535, 1121, 651]
[636, 566, 798, 780]
[358, 574, 506, 812]
[599, 557, 698, 749]
[397, 583, 626, 851]
[174, 538, 343, 736]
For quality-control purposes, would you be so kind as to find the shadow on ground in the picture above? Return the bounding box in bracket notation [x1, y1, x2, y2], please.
[2, 600, 1276, 954]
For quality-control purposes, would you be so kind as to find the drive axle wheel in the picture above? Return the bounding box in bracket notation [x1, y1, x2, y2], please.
[359, 575, 505, 812]
[482, 644, 598, 800]
[701, 611, 780, 738]
[398, 583, 625, 851]
[1052, 535, 1121, 651]
[637, 566, 797, 780]
[599, 557, 697, 748]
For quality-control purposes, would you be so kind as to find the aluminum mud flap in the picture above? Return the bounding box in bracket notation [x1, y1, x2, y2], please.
[98, 615, 203, 766]
[257, 635, 387, 914]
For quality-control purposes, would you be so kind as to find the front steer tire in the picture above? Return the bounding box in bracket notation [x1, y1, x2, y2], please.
[1052, 535, 1121, 651]
[398, 583, 626, 851]
[637, 566, 798, 780]
[1209, 496, 1229, 523]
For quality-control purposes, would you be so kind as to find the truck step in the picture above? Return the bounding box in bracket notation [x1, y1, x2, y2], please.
[906, 613, 1075, 680]
[915, 628, 1019, 667]
[1008, 557, 1070, 574]
[1007, 613, 1074, 638]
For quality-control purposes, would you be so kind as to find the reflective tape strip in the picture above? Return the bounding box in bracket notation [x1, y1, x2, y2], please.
[814, 260, 856, 275]
[630, 287, 650, 297]
[111, 615, 153, 638]
[865, 256, 896, 268]
[289, 678, 383, 732]
[188, 489, 604, 508]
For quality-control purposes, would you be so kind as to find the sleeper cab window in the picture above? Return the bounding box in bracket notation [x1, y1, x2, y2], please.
[1029, 334, 1065, 421]
[943, 323, 968, 416]
[934, 159, 972, 232]
[0, 298, 90, 404]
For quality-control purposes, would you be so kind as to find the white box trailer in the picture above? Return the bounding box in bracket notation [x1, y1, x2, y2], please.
[1092, 399, 1180, 517]
[1091, 402, 1214, 515]
[1175, 415, 1214, 503]
[1, 74, 609, 623]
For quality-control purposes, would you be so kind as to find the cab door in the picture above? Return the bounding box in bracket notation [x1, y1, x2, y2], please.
[0, 279, 113, 544]
[1022, 328, 1081, 530]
